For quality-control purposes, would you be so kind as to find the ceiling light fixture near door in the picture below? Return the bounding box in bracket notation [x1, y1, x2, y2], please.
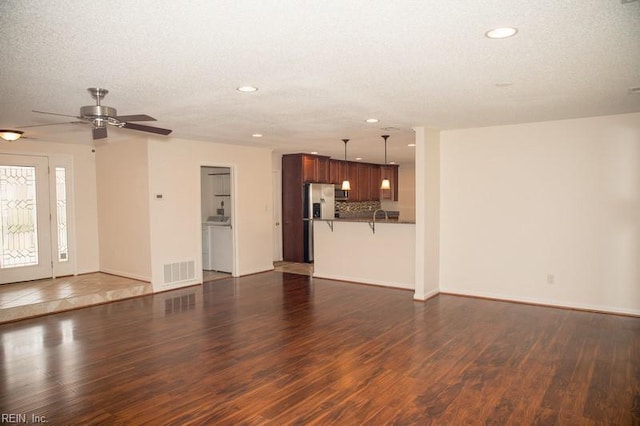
[0, 130, 24, 141]
[237, 86, 258, 92]
[380, 135, 391, 190]
[341, 139, 351, 191]
[485, 27, 518, 39]
[365, 118, 379, 123]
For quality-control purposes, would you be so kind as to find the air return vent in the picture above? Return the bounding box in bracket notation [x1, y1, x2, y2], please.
[163, 260, 196, 285]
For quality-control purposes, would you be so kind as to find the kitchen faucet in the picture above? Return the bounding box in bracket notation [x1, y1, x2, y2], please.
[368, 209, 388, 234]
[372, 209, 388, 223]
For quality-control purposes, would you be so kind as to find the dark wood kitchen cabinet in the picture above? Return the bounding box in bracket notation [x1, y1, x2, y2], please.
[329, 159, 348, 185]
[356, 163, 372, 201]
[281, 153, 331, 262]
[282, 155, 305, 262]
[317, 156, 330, 183]
[300, 154, 330, 183]
[347, 162, 360, 200]
[281, 153, 400, 261]
[369, 164, 381, 200]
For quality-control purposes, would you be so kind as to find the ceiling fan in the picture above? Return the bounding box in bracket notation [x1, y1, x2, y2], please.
[25, 87, 172, 140]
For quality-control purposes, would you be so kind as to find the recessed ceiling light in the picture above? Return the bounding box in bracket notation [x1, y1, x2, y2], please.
[408, 143, 416, 147]
[365, 118, 379, 123]
[311, 151, 318, 154]
[355, 157, 363, 160]
[252, 133, 263, 138]
[237, 86, 258, 92]
[485, 27, 518, 39]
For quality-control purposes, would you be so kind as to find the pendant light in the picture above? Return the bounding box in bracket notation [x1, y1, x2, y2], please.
[380, 135, 391, 190]
[341, 139, 351, 191]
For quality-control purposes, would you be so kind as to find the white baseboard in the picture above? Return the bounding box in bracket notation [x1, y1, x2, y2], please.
[312, 272, 414, 290]
[440, 287, 640, 317]
[413, 288, 440, 301]
[99, 268, 151, 283]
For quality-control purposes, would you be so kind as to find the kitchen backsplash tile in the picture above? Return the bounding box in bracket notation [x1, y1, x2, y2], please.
[336, 201, 381, 218]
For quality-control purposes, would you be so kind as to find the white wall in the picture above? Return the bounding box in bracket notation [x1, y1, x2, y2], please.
[413, 127, 441, 301]
[148, 137, 273, 291]
[95, 137, 152, 281]
[0, 139, 100, 274]
[440, 112, 640, 315]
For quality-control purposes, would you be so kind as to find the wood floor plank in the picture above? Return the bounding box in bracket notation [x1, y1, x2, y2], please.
[1, 272, 638, 425]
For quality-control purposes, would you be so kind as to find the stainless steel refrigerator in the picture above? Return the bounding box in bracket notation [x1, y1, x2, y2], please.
[303, 183, 335, 262]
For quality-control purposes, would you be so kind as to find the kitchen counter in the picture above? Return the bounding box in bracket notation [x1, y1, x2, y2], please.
[313, 219, 415, 289]
[321, 217, 416, 224]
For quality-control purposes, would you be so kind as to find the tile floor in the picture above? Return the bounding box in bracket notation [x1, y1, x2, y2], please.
[203, 270, 231, 282]
[273, 261, 313, 275]
[0, 273, 152, 324]
[0, 263, 311, 324]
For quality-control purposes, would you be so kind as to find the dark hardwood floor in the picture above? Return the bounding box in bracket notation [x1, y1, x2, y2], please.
[1, 271, 638, 425]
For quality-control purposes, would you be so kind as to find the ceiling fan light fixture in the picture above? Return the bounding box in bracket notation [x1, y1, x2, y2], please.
[0, 130, 24, 141]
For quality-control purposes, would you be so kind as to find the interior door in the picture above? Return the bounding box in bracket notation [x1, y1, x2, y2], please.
[0, 154, 53, 284]
[272, 170, 282, 262]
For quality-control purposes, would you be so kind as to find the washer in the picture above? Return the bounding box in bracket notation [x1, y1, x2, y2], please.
[202, 216, 232, 273]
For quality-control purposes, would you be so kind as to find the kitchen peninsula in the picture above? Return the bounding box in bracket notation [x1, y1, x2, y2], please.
[313, 217, 416, 290]
[281, 153, 400, 263]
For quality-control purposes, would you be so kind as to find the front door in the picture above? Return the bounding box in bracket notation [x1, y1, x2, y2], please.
[0, 154, 53, 284]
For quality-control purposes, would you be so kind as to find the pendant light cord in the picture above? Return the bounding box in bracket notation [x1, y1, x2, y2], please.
[382, 135, 389, 165]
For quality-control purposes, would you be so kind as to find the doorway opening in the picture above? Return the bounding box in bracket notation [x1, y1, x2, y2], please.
[200, 166, 234, 281]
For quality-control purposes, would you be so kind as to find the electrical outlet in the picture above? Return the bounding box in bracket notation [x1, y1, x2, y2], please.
[546, 274, 555, 285]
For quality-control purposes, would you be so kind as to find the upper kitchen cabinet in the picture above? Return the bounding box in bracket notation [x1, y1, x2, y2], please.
[282, 153, 399, 202]
[329, 159, 347, 186]
[299, 154, 331, 183]
[356, 163, 372, 201]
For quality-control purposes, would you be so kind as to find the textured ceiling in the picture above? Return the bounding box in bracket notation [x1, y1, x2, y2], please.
[1, 0, 639, 164]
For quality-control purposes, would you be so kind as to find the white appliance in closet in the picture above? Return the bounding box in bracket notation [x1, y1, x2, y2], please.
[202, 216, 232, 273]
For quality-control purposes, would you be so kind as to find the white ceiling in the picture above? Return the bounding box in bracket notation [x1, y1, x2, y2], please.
[1, 0, 639, 165]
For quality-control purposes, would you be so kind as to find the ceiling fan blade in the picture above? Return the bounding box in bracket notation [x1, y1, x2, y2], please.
[93, 127, 108, 140]
[33, 110, 82, 119]
[122, 122, 172, 135]
[114, 114, 156, 122]
[18, 121, 86, 128]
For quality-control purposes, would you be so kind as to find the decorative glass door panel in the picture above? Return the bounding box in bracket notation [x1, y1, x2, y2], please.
[0, 155, 52, 284]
